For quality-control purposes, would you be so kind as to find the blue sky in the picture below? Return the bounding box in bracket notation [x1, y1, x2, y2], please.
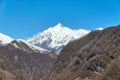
[0, 0, 120, 39]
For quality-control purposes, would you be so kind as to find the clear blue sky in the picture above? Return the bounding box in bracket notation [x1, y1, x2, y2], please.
[0, 0, 120, 39]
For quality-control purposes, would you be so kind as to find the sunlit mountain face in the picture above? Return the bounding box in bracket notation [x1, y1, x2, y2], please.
[27, 23, 90, 55]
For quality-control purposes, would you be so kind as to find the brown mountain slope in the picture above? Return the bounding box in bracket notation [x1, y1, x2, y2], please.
[0, 40, 56, 80]
[49, 25, 120, 80]
[0, 68, 16, 80]
[100, 56, 120, 80]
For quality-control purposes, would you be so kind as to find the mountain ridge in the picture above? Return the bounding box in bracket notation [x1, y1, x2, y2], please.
[0, 23, 104, 55]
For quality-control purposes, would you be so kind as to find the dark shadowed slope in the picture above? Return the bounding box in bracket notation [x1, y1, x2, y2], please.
[49, 25, 120, 80]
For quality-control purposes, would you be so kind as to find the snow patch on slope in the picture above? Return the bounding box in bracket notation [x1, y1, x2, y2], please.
[12, 42, 20, 49]
[17, 39, 49, 53]
[96, 27, 103, 30]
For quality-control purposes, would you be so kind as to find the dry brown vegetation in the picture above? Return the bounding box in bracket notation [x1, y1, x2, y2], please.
[49, 25, 120, 80]
[0, 68, 16, 80]
[100, 57, 120, 80]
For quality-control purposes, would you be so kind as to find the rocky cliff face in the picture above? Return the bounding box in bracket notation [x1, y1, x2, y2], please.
[49, 25, 120, 80]
[0, 40, 56, 80]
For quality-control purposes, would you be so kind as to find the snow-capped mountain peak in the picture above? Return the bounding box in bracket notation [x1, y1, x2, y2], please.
[0, 33, 13, 44]
[27, 23, 90, 54]
[54, 23, 64, 28]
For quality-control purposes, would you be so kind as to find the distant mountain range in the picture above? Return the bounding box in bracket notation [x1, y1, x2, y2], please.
[0, 23, 103, 55]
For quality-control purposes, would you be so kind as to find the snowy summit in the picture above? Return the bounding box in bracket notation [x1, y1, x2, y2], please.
[27, 23, 90, 54]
